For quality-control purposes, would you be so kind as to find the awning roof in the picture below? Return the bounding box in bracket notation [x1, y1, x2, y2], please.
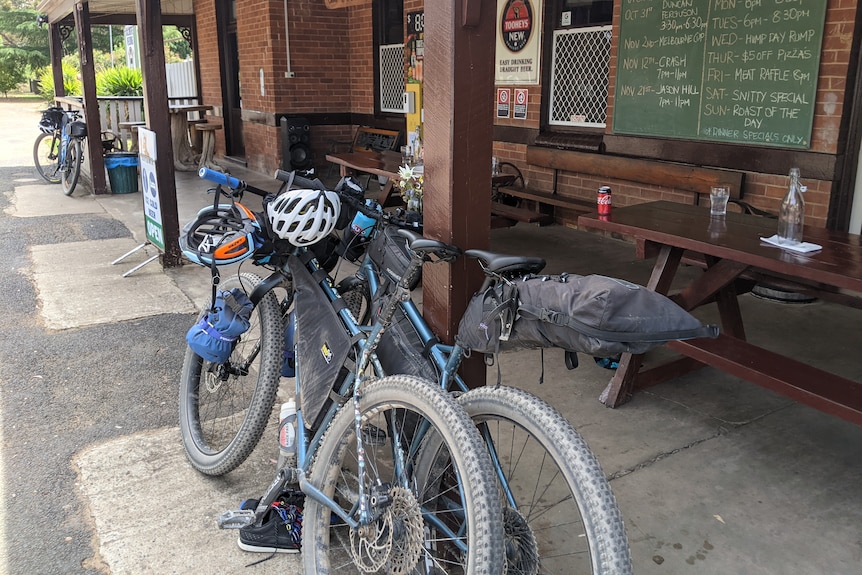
[37, 0, 193, 23]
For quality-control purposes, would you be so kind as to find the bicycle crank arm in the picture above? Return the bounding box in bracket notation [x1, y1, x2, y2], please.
[250, 466, 298, 526]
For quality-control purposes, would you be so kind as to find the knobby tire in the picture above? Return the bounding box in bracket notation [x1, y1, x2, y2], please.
[33, 132, 61, 184]
[457, 386, 632, 575]
[61, 139, 82, 196]
[302, 375, 505, 575]
[179, 272, 283, 476]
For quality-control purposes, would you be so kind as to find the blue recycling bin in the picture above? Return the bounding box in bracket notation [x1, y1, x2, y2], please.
[104, 152, 139, 194]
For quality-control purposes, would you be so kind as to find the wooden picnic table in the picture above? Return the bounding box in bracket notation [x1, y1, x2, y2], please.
[168, 104, 213, 171]
[325, 150, 405, 207]
[578, 201, 862, 425]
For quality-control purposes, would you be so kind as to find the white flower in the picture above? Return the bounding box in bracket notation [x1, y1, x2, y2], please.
[397, 163, 423, 212]
[398, 165, 415, 182]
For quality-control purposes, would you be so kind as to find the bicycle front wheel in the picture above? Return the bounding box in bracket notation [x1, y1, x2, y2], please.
[179, 272, 284, 476]
[61, 139, 82, 196]
[303, 375, 505, 575]
[458, 386, 632, 575]
[33, 132, 61, 184]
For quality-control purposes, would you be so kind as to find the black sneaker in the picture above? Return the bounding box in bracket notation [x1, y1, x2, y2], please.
[237, 491, 303, 554]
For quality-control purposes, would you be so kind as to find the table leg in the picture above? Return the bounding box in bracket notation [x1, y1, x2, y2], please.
[170, 114, 198, 171]
[379, 179, 404, 208]
[599, 245, 683, 407]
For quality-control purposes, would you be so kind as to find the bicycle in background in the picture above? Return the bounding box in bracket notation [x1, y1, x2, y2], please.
[33, 107, 123, 196]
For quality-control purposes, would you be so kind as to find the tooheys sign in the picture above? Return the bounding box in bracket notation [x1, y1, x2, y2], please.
[501, 0, 533, 52]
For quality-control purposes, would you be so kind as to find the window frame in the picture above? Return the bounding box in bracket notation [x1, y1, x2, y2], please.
[541, 0, 613, 132]
[373, 0, 405, 116]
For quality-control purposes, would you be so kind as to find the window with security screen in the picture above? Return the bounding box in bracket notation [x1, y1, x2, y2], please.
[548, 0, 613, 128]
[375, 0, 405, 115]
[380, 44, 406, 113]
[549, 26, 612, 127]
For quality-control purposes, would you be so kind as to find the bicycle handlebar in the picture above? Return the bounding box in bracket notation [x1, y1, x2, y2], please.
[273, 169, 328, 191]
[198, 167, 271, 198]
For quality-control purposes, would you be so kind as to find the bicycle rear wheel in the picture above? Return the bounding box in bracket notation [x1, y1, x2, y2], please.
[457, 386, 632, 575]
[33, 132, 61, 184]
[61, 139, 82, 196]
[179, 272, 284, 476]
[303, 375, 505, 575]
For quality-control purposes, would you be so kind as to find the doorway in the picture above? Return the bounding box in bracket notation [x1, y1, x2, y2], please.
[216, 0, 245, 160]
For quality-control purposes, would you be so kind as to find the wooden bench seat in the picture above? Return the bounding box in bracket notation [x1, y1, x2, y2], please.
[490, 201, 554, 225]
[667, 334, 862, 424]
[187, 118, 208, 152]
[494, 145, 746, 227]
[498, 186, 595, 214]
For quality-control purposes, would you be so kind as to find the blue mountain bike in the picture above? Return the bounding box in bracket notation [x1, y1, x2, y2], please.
[34, 107, 89, 195]
[180, 168, 631, 574]
[180, 169, 505, 574]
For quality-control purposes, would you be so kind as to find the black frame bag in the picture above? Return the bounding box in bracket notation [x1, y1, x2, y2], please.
[456, 273, 718, 358]
[368, 223, 422, 290]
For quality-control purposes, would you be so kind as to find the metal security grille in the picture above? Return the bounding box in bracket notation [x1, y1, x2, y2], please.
[549, 26, 612, 128]
[380, 43, 405, 113]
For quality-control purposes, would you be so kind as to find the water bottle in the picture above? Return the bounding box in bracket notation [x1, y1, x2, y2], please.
[277, 398, 297, 469]
[777, 167, 805, 245]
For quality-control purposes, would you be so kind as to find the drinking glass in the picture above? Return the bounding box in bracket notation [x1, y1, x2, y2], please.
[710, 186, 730, 216]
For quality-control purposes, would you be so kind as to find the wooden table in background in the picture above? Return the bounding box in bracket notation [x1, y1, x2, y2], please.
[118, 121, 146, 152]
[168, 104, 213, 171]
[578, 201, 862, 425]
[326, 150, 404, 207]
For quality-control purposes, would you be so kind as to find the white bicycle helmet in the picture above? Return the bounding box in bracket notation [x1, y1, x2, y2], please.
[267, 189, 341, 247]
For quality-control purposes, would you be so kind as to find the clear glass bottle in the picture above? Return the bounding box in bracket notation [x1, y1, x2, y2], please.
[777, 167, 805, 244]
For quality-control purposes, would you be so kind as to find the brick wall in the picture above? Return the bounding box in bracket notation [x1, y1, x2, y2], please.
[193, 0, 369, 173]
[192, 0, 851, 229]
[489, 0, 855, 230]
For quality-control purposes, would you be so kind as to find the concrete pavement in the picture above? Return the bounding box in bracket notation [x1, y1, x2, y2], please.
[2, 98, 862, 574]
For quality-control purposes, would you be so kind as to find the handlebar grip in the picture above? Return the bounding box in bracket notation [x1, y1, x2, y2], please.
[199, 167, 270, 197]
[199, 167, 241, 189]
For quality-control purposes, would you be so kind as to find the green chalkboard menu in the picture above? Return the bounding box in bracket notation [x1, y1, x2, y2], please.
[613, 0, 827, 149]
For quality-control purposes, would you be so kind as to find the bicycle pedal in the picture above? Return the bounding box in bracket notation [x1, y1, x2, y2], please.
[217, 509, 256, 529]
[361, 424, 387, 446]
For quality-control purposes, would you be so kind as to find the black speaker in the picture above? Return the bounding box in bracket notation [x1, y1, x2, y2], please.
[281, 117, 313, 171]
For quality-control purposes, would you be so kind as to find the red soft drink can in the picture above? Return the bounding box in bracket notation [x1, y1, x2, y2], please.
[597, 186, 612, 219]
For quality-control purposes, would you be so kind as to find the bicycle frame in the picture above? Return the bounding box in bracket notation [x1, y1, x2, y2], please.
[197, 169, 477, 552]
[355, 232, 524, 511]
[57, 111, 83, 169]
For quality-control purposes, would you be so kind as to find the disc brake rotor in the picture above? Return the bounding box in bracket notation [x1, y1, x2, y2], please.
[204, 370, 223, 394]
[349, 486, 424, 574]
[350, 505, 393, 573]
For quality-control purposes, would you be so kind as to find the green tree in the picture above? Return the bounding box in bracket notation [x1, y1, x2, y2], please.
[0, 57, 23, 95]
[0, 4, 50, 75]
[164, 26, 191, 62]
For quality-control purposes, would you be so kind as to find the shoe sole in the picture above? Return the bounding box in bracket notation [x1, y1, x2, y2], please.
[237, 539, 300, 554]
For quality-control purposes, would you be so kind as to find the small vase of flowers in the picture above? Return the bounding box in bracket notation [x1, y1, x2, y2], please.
[398, 164, 424, 213]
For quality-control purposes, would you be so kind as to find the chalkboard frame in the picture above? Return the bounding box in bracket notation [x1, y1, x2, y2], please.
[612, 0, 828, 150]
